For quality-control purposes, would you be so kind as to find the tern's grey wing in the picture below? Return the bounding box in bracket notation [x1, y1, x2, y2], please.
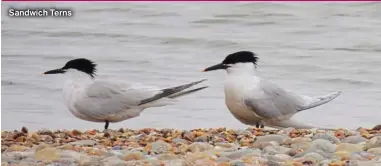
[85, 81, 159, 103]
[73, 81, 160, 120]
[244, 79, 307, 120]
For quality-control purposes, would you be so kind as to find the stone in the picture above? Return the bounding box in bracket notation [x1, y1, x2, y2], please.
[195, 135, 212, 142]
[319, 159, 332, 165]
[283, 137, 311, 145]
[216, 157, 231, 163]
[286, 148, 303, 157]
[367, 148, 381, 156]
[351, 151, 376, 160]
[364, 136, 381, 150]
[220, 149, 261, 160]
[342, 135, 367, 144]
[69, 140, 97, 146]
[274, 154, 292, 161]
[335, 143, 363, 153]
[38, 129, 54, 136]
[255, 135, 290, 144]
[239, 137, 254, 146]
[157, 154, 179, 160]
[299, 139, 336, 158]
[312, 133, 341, 144]
[71, 129, 82, 136]
[34, 148, 59, 161]
[355, 161, 381, 166]
[217, 161, 230, 166]
[188, 142, 213, 152]
[172, 138, 188, 144]
[328, 161, 346, 166]
[193, 158, 217, 165]
[145, 141, 172, 154]
[163, 159, 185, 166]
[300, 152, 325, 164]
[59, 144, 75, 151]
[81, 156, 102, 166]
[101, 156, 127, 166]
[122, 151, 145, 161]
[35, 143, 52, 152]
[5, 145, 28, 152]
[372, 124, 381, 131]
[60, 150, 90, 163]
[1, 151, 34, 162]
[334, 151, 350, 159]
[290, 142, 310, 151]
[214, 143, 239, 152]
[21, 127, 28, 134]
[229, 160, 246, 166]
[262, 144, 290, 156]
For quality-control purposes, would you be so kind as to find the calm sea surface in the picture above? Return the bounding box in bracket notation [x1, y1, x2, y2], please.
[2, 2, 381, 131]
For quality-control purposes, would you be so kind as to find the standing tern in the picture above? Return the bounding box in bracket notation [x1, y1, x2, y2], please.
[202, 51, 341, 129]
[43, 58, 208, 130]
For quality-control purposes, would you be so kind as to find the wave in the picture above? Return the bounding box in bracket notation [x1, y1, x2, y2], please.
[317, 78, 374, 86]
[1, 80, 16, 86]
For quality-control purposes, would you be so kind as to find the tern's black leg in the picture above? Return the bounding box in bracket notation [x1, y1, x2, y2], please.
[255, 121, 265, 129]
[105, 120, 109, 130]
[255, 122, 260, 128]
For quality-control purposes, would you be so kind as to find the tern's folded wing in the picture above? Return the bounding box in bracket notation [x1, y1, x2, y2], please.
[243, 80, 306, 120]
[73, 81, 161, 120]
[85, 81, 160, 103]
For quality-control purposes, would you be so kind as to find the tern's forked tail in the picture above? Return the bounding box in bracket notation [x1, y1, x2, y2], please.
[298, 91, 342, 112]
[137, 79, 208, 106]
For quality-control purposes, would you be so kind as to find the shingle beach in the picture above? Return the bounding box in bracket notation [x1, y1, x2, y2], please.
[2, 126, 381, 166]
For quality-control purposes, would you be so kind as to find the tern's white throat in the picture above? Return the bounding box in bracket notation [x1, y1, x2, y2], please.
[226, 63, 257, 76]
[64, 68, 94, 82]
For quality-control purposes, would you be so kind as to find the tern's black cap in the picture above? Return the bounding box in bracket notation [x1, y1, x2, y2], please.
[62, 58, 97, 78]
[222, 51, 258, 66]
[202, 51, 259, 72]
[43, 58, 97, 78]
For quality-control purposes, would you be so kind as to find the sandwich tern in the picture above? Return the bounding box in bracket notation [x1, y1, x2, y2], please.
[202, 51, 341, 129]
[43, 58, 208, 129]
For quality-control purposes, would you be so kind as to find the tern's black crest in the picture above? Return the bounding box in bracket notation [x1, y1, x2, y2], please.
[222, 51, 259, 66]
[62, 58, 97, 78]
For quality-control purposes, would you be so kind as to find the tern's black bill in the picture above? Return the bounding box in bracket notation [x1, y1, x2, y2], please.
[43, 69, 65, 74]
[202, 63, 228, 72]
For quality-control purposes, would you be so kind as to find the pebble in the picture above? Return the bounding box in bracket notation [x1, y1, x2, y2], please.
[122, 151, 145, 161]
[5, 145, 29, 152]
[298, 152, 325, 164]
[343, 135, 367, 144]
[297, 139, 336, 158]
[364, 136, 381, 150]
[2, 127, 381, 165]
[188, 142, 214, 152]
[312, 133, 341, 144]
[145, 141, 172, 154]
[368, 148, 381, 156]
[34, 147, 59, 161]
[335, 143, 363, 153]
[255, 134, 290, 144]
[70, 140, 98, 146]
[372, 124, 381, 131]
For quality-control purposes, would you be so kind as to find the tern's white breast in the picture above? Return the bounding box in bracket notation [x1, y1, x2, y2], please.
[223, 75, 262, 125]
[62, 79, 98, 122]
